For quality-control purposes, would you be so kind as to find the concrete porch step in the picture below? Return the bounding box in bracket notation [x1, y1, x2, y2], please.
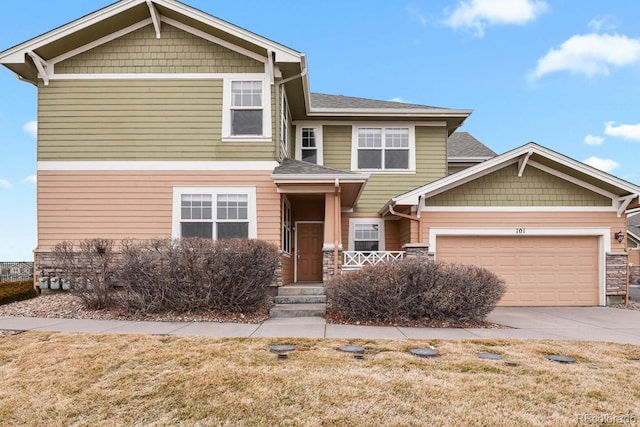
[269, 303, 327, 318]
[277, 284, 325, 296]
[275, 295, 327, 304]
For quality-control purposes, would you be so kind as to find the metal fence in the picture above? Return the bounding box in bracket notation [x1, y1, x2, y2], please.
[0, 262, 34, 283]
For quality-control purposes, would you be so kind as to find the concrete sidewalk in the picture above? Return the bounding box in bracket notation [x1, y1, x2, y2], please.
[1, 306, 640, 344]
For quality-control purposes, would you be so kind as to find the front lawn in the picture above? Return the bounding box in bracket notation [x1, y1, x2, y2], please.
[0, 333, 638, 426]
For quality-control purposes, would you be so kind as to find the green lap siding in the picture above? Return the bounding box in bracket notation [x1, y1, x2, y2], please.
[38, 80, 275, 161]
[323, 125, 448, 212]
[55, 24, 264, 74]
[426, 164, 612, 207]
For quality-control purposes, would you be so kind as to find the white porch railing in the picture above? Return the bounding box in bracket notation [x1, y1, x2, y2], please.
[342, 251, 405, 270]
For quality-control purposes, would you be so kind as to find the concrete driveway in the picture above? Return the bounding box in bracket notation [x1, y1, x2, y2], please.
[486, 306, 640, 344]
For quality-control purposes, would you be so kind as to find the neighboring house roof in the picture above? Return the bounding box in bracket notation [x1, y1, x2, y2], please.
[447, 132, 497, 160]
[383, 142, 640, 215]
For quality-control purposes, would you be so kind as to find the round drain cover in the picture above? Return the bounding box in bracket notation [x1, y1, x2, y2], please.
[546, 355, 576, 363]
[339, 345, 365, 353]
[270, 345, 295, 353]
[477, 352, 504, 360]
[410, 348, 438, 358]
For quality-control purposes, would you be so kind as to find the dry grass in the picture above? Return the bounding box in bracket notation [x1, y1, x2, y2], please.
[0, 333, 639, 426]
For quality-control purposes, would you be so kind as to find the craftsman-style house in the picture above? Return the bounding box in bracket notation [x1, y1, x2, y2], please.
[2, 0, 639, 306]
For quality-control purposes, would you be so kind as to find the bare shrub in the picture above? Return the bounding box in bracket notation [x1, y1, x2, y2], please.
[116, 238, 279, 314]
[52, 239, 117, 309]
[327, 258, 505, 322]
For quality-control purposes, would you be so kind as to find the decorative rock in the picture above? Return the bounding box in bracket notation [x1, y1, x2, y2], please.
[631, 360, 640, 364]
[546, 355, 576, 363]
[505, 361, 518, 367]
[477, 352, 504, 360]
[409, 348, 438, 358]
[269, 345, 295, 353]
[339, 345, 365, 354]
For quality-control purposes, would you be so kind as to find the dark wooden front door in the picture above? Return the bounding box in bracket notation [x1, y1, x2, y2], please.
[297, 223, 323, 282]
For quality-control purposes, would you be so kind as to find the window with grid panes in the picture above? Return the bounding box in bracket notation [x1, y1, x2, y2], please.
[231, 81, 263, 136]
[356, 127, 409, 170]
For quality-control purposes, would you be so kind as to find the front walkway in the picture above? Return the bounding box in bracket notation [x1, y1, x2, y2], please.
[1, 307, 640, 344]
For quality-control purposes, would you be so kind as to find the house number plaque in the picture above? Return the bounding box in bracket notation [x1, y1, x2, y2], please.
[516, 228, 526, 234]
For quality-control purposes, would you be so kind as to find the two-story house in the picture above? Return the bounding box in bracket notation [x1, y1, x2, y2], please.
[2, 0, 639, 307]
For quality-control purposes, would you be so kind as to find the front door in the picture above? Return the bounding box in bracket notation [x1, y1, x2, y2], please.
[297, 222, 323, 282]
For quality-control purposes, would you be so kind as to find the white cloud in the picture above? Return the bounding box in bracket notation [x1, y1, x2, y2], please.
[604, 121, 640, 141]
[588, 15, 618, 32]
[406, 5, 428, 26]
[389, 97, 413, 103]
[23, 120, 37, 138]
[583, 157, 619, 173]
[444, 0, 547, 37]
[22, 175, 37, 186]
[0, 179, 12, 189]
[530, 33, 640, 79]
[584, 134, 604, 146]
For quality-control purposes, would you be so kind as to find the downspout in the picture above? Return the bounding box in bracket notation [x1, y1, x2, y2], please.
[274, 65, 308, 161]
[388, 195, 424, 242]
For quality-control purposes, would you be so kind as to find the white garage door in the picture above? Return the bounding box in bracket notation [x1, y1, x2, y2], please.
[437, 235, 599, 306]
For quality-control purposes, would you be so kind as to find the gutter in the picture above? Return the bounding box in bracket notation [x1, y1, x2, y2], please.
[274, 62, 308, 161]
[387, 195, 425, 242]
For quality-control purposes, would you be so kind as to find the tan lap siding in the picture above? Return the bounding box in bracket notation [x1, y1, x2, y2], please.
[37, 170, 280, 249]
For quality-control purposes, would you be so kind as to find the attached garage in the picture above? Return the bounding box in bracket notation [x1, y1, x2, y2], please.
[436, 235, 600, 306]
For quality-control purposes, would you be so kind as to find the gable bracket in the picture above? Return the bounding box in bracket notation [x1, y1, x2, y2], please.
[617, 194, 638, 217]
[27, 51, 50, 85]
[146, 0, 162, 39]
[518, 150, 533, 177]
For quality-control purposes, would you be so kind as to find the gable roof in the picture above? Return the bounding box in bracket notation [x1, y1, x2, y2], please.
[0, 0, 302, 84]
[448, 131, 496, 160]
[1, 0, 471, 131]
[383, 142, 640, 216]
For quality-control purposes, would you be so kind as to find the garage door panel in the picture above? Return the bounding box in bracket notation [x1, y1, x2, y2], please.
[437, 236, 599, 306]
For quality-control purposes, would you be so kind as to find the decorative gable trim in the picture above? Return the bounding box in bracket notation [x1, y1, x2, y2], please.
[384, 142, 640, 216]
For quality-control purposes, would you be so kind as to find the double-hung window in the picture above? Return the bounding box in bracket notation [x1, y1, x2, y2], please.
[173, 187, 256, 240]
[231, 81, 262, 136]
[295, 125, 323, 165]
[222, 78, 271, 140]
[349, 218, 385, 252]
[352, 126, 414, 172]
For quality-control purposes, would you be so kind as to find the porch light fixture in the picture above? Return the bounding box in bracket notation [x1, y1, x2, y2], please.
[615, 230, 624, 243]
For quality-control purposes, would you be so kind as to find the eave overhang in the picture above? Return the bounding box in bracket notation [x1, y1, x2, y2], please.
[271, 171, 370, 209]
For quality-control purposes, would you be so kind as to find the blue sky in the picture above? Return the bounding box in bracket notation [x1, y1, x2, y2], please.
[1, 0, 640, 260]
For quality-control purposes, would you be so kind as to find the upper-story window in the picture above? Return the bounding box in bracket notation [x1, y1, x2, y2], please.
[351, 125, 415, 172]
[295, 125, 323, 165]
[222, 78, 271, 141]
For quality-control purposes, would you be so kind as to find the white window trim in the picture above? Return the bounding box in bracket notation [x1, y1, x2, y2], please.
[348, 218, 385, 251]
[280, 89, 290, 155]
[350, 124, 416, 173]
[172, 186, 257, 239]
[295, 125, 323, 165]
[222, 77, 272, 142]
[282, 196, 292, 255]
